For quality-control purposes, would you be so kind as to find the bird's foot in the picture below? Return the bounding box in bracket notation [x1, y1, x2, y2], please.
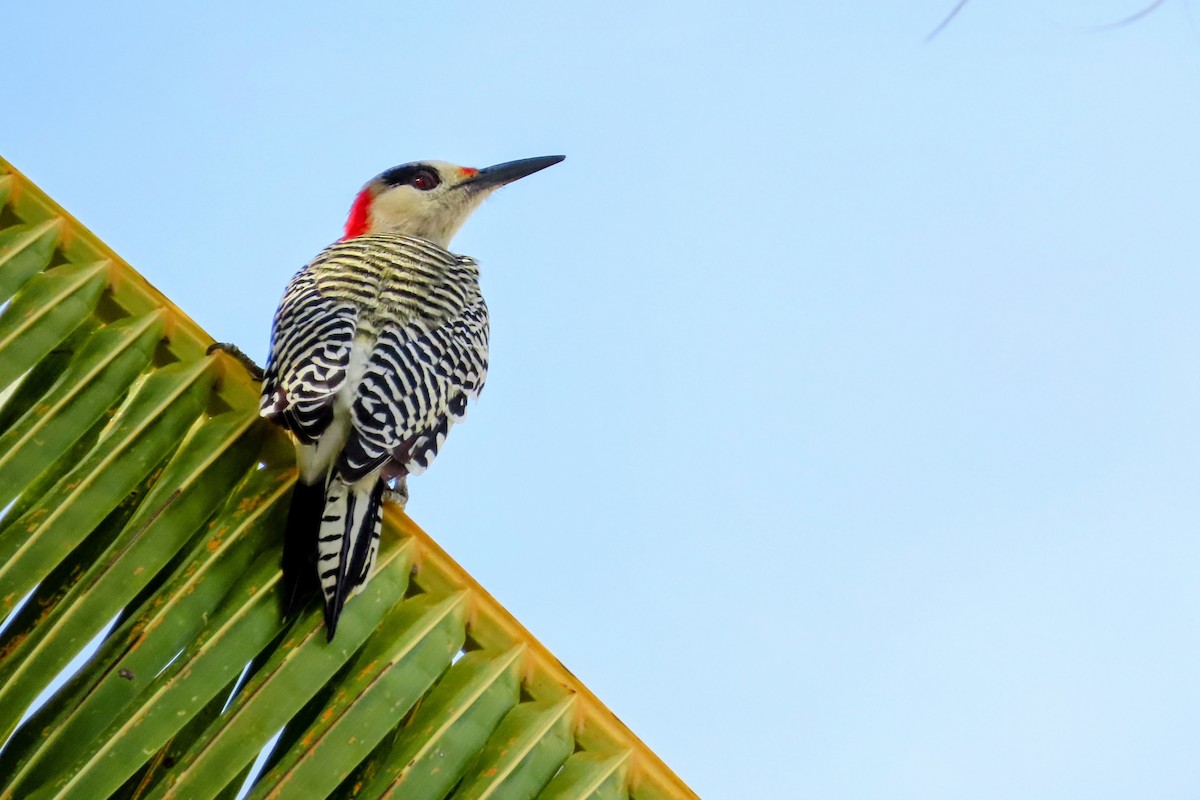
[207, 342, 266, 382]
[383, 474, 409, 508]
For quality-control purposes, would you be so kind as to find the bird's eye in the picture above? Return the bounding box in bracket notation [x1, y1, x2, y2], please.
[411, 170, 440, 191]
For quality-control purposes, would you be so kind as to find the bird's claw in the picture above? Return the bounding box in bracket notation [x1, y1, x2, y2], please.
[383, 474, 409, 508]
[207, 342, 266, 382]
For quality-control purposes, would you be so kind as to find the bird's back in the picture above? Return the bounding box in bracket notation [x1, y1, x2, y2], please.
[305, 233, 482, 334]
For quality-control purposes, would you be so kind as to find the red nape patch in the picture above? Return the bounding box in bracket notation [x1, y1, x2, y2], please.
[342, 189, 372, 240]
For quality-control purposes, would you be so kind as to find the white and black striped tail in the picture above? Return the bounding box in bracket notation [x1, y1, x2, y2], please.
[316, 468, 385, 641]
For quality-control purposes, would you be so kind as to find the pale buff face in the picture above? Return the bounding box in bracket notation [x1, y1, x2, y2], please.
[365, 161, 493, 248]
[348, 155, 564, 247]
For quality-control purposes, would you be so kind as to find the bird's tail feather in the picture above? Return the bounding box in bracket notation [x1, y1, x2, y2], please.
[317, 468, 385, 641]
[282, 478, 326, 618]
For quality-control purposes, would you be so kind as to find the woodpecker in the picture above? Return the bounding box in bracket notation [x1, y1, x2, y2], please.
[260, 155, 564, 640]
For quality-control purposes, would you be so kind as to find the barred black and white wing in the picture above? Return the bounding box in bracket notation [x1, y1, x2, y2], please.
[260, 266, 360, 627]
[339, 301, 489, 481]
[259, 270, 356, 444]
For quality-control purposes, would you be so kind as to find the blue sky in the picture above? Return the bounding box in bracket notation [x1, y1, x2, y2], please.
[7, 1, 1200, 796]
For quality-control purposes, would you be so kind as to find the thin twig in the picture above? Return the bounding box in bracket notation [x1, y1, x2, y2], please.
[926, 0, 971, 42]
[1085, 0, 1169, 30]
[927, 0, 1175, 40]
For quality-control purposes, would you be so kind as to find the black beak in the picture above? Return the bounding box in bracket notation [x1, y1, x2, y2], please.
[463, 155, 565, 192]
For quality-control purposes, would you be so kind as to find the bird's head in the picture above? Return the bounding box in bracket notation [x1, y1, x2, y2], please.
[342, 155, 565, 248]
